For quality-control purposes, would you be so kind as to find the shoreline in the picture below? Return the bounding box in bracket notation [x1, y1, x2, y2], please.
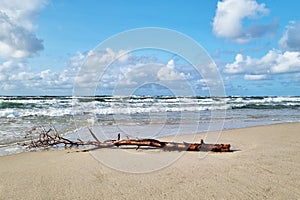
[1, 122, 300, 199]
[1, 120, 299, 157]
[2, 95, 300, 156]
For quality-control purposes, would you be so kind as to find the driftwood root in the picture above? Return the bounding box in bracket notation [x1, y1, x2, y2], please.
[20, 126, 231, 152]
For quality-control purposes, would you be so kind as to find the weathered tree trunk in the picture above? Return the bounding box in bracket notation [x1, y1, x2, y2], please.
[107, 138, 230, 152]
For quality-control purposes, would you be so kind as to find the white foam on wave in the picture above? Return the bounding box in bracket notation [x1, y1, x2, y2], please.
[0, 109, 19, 118]
[0, 96, 300, 119]
[1, 96, 300, 156]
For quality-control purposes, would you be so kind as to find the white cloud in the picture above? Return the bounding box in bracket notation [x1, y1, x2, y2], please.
[74, 51, 190, 94]
[0, 55, 76, 95]
[74, 48, 130, 89]
[0, 63, 74, 94]
[223, 54, 247, 74]
[244, 74, 268, 80]
[279, 21, 300, 51]
[0, 0, 46, 59]
[0, 60, 14, 71]
[0, 50, 194, 95]
[0, 0, 49, 94]
[157, 60, 184, 81]
[224, 50, 300, 80]
[115, 60, 185, 87]
[113, 61, 192, 95]
[9, 71, 35, 81]
[271, 51, 300, 73]
[166, 59, 175, 68]
[212, 0, 277, 43]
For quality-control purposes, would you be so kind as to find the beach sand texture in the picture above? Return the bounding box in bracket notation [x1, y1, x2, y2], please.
[1, 122, 300, 200]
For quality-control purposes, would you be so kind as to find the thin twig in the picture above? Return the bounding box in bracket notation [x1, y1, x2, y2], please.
[88, 127, 101, 143]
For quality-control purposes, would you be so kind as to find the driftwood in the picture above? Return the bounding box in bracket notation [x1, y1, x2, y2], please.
[20, 125, 231, 152]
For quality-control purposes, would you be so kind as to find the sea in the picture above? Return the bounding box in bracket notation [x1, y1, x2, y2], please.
[1, 96, 300, 156]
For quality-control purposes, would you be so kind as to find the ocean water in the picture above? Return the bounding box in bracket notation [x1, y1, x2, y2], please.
[0, 96, 300, 155]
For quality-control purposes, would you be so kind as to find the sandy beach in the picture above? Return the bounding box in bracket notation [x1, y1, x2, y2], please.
[0, 122, 300, 200]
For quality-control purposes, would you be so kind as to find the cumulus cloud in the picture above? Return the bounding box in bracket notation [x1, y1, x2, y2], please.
[74, 48, 130, 93]
[212, 0, 277, 43]
[279, 21, 300, 51]
[111, 59, 185, 87]
[0, 52, 81, 95]
[0, 49, 195, 95]
[270, 51, 300, 73]
[113, 60, 192, 95]
[0, 0, 46, 59]
[0, 62, 74, 94]
[224, 50, 300, 80]
[157, 60, 184, 81]
[74, 49, 192, 95]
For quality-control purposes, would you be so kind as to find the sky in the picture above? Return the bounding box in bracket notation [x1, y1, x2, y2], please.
[0, 0, 300, 96]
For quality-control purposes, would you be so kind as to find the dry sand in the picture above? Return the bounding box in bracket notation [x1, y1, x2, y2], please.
[0, 122, 300, 200]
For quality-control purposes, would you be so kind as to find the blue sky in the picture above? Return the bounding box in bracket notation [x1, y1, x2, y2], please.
[0, 0, 300, 96]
